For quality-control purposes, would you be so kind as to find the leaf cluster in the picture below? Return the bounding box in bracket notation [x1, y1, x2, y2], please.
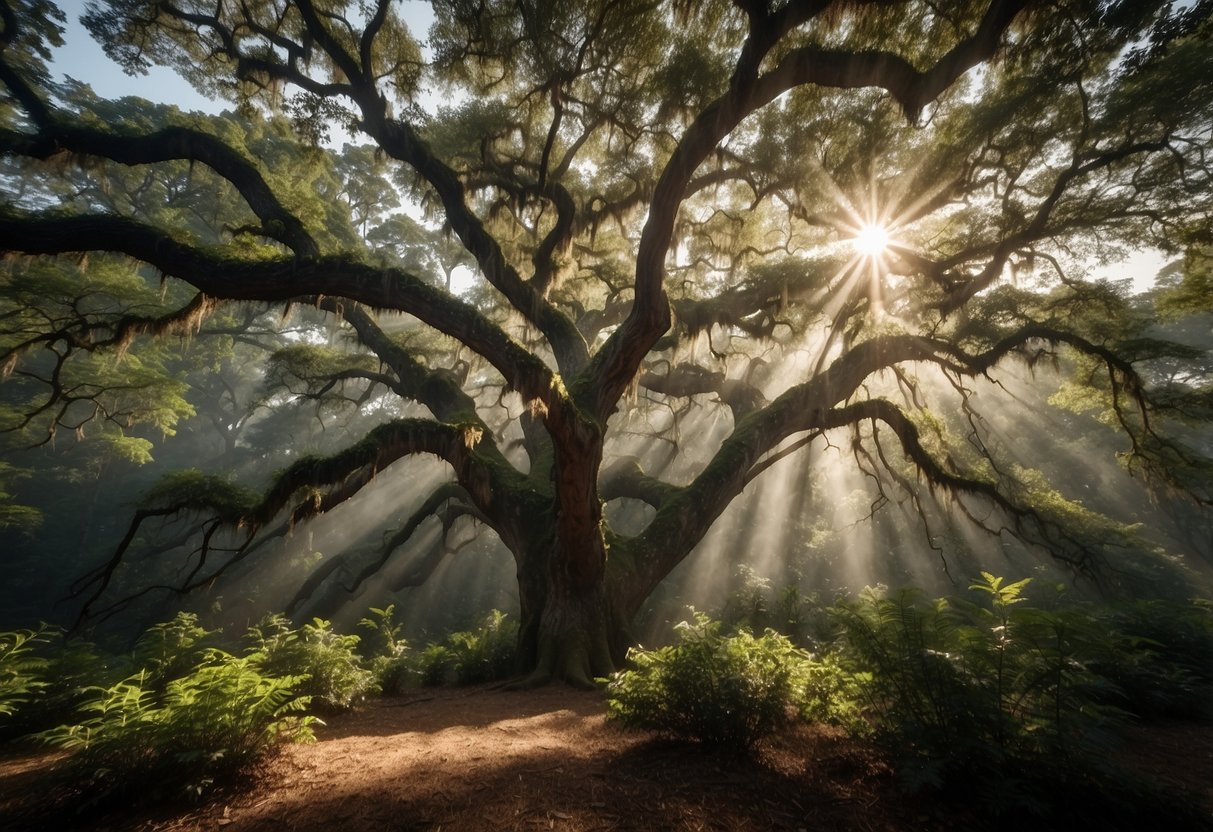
[412, 609, 518, 687]
[810, 575, 1213, 819]
[606, 611, 808, 751]
[246, 613, 377, 713]
[357, 604, 411, 695]
[28, 612, 314, 805]
[0, 626, 50, 718]
[140, 468, 259, 523]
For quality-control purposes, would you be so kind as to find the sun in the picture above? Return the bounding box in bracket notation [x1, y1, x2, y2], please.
[851, 223, 891, 257]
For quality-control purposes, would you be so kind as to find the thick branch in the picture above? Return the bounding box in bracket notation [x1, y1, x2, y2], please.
[589, 0, 1030, 424]
[361, 112, 590, 375]
[0, 120, 318, 257]
[0, 210, 565, 414]
[284, 482, 471, 615]
[624, 320, 1154, 596]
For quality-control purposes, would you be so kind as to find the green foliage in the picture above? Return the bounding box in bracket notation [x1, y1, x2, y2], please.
[798, 651, 871, 736]
[1156, 249, 1213, 318]
[37, 650, 313, 802]
[358, 604, 411, 696]
[606, 612, 808, 751]
[131, 612, 220, 690]
[826, 578, 1111, 792]
[719, 566, 823, 646]
[1085, 598, 1213, 719]
[0, 634, 111, 742]
[140, 470, 259, 523]
[816, 574, 1213, 822]
[445, 609, 518, 684]
[413, 609, 519, 687]
[0, 462, 41, 532]
[415, 643, 458, 688]
[247, 614, 376, 712]
[0, 627, 50, 719]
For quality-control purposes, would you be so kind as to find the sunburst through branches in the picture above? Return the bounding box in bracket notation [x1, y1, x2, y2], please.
[851, 223, 892, 258]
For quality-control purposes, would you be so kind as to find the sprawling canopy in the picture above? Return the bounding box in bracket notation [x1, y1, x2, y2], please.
[1, 0, 1211, 684]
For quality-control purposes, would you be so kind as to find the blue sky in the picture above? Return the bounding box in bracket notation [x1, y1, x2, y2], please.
[50, 0, 437, 115]
[52, 0, 221, 113]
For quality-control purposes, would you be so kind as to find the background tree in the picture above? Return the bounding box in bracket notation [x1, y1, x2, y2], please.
[1, 0, 1211, 685]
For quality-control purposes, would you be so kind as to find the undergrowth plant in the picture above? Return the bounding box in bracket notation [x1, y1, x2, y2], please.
[1085, 598, 1213, 719]
[247, 614, 377, 712]
[37, 648, 314, 803]
[822, 575, 1124, 791]
[809, 572, 1213, 825]
[131, 613, 220, 693]
[414, 610, 518, 686]
[0, 631, 111, 742]
[606, 612, 809, 751]
[358, 604, 412, 695]
[0, 627, 50, 720]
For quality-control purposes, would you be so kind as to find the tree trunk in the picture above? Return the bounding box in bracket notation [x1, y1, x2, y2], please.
[527, 578, 617, 688]
[512, 518, 622, 687]
[510, 409, 632, 686]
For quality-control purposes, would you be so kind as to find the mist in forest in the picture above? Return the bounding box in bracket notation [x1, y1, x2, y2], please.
[4, 300, 1207, 648]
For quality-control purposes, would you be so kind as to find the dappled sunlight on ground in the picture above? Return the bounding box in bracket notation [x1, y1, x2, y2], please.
[1, 686, 913, 831]
[4, 685, 1211, 831]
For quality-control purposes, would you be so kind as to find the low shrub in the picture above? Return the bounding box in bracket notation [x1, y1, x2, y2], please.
[446, 609, 517, 684]
[0, 627, 50, 721]
[413, 610, 518, 687]
[1086, 598, 1213, 719]
[606, 612, 808, 751]
[131, 612, 219, 690]
[37, 648, 313, 802]
[0, 632, 113, 742]
[798, 651, 871, 735]
[825, 576, 1129, 791]
[415, 643, 457, 687]
[247, 615, 377, 712]
[358, 605, 411, 696]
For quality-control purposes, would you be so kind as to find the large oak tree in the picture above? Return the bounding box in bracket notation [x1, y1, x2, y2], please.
[1, 0, 1211, 684]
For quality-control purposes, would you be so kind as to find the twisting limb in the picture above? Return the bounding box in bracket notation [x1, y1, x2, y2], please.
[283, 482, 476, 615]
[0, 210, 569, 418]
[590, 0, 1031, 425]
[69, 418, 502, 627]
[0, 50, 319, 257]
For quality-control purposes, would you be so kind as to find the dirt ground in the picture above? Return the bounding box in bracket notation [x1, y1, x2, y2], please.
[2, 685, 1211, 831]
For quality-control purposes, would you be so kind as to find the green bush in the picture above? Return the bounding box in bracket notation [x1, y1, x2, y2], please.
[446, 609, 518, 684]
[1086, 598, 1213, 719]
[358, 605, 411, 696]
[798, 651, 871, 735]
[413, 609, 518, 687]
[247, 614, 377, 712]
[415, 643, 457, 687]
[37, 648, 314, 802]
[0, 632, 113, 742]
[606, 612, 808, 751]
[131, 612, 219, 689]
[814, 573, 1213, 821]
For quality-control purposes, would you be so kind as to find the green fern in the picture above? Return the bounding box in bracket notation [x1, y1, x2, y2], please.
[0, 627, 51, 719]
[358, 605, 411, 695]
[247, 614, 376, 711]
[37, 650, 313, 802]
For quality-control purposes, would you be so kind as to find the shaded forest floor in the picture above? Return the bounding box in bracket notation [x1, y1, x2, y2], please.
[3, 685, 1212, 831]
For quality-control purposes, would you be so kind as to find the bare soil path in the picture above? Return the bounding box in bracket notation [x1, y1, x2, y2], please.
[2, 685, 1211, 831]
